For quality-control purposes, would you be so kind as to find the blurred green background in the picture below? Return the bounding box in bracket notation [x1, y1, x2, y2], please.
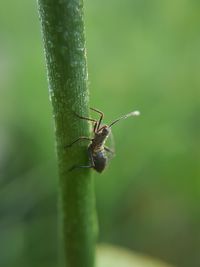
[0, 1, 200, 267]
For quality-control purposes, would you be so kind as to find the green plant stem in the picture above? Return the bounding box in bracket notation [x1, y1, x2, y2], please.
[37, 1, 97, 266]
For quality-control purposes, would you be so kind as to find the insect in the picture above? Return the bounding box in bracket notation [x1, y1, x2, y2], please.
[66, 108, 140, 173]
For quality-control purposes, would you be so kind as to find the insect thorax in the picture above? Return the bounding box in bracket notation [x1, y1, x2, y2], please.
[93, 127, 110, 146]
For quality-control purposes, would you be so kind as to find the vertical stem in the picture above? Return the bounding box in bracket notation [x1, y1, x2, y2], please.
[37, 1, 97, 267]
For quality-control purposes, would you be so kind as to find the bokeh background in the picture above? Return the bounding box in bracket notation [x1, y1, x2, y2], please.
[0, 1, 200, 267]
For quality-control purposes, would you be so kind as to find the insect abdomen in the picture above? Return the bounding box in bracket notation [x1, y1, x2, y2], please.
[93, 151, 107, 173]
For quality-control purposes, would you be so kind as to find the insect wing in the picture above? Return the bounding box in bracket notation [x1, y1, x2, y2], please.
[105, 129, 115, 160]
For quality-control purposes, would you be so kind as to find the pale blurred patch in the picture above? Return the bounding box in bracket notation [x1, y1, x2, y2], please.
[97, 244, 174, 267]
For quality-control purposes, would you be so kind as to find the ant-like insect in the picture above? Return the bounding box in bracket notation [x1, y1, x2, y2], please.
[66, 108, 140, 173]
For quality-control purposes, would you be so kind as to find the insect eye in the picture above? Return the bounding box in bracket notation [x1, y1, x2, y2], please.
[102, 127, 110, 134]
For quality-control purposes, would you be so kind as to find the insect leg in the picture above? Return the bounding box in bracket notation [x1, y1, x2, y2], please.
[104, 146, 115, 161]
[104, 146, 115, 155]
[68, 148, 95, 171]
[69, 165, 94, 171]
[65, 137, 93, 148]
[90, 108, 104, 131]
[93, 121, 97, 133]
[73, 111, 97, 123]
[73, 111, 98, 133]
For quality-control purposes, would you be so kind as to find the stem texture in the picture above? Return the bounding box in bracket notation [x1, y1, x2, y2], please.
[37, 1, 97, 266]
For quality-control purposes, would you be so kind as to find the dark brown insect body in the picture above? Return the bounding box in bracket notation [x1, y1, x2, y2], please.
[88, 127, 111, 172]
[66, 108, 140, 173]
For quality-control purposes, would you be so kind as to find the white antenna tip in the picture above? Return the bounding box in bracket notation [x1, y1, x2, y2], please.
[131, 110, 140, 116]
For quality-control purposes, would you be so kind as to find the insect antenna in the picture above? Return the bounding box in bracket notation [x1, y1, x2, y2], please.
[109, 110, 140, 127]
